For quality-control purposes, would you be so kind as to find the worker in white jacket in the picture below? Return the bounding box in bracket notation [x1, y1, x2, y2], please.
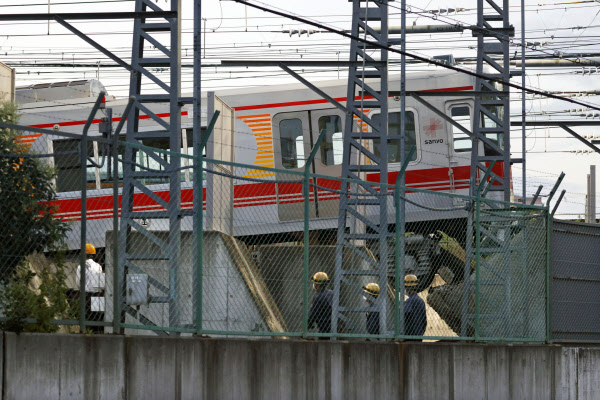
[77, 243, 105, 331]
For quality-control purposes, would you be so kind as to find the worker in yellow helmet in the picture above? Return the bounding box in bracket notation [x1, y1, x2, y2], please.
[404, 274, 427, 341]
[307, 272, 333, 338]
[362, 282, 380, 335]
[76, 243, 105, 332]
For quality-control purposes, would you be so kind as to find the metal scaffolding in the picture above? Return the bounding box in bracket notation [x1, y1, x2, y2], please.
[117, 0, 183, 332]
[462, 0, 517, 337]
[332, 0, 390, 335]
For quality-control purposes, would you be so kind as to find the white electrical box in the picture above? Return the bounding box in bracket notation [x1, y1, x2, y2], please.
[126, 274, 149, 306]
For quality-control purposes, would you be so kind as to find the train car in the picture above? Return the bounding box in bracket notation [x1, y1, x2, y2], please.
[16, 68, 506, 250]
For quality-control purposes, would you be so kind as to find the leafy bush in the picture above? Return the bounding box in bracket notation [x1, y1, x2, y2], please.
[0, 252, 75, 333]
[0, 101, 69, 277]
[0, 102, 72, 332]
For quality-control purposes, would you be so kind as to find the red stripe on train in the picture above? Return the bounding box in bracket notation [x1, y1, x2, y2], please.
[49, 164, 492, 221]
[232, 86, 473, 112]
[29, 111, 190, 130]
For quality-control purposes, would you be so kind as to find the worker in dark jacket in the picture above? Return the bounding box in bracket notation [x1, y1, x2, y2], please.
[307, 272, 333, 337]
[404, 274, 427, 341]
[362, 282, 381, 335]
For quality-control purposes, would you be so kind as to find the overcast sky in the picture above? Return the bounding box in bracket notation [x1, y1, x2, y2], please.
[2, 0, 600, 217]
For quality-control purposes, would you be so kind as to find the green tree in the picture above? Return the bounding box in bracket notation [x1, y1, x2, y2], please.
[0, 102, 72, 332]
[0, 102, 68, 277]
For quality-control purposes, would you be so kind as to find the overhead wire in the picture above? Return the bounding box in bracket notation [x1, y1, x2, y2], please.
[229, 0, 600, 115]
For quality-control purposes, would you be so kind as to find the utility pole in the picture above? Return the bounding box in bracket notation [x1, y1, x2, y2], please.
[587, 165, 596, 223]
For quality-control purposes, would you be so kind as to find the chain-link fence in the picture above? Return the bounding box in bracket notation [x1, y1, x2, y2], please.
[0, 123, 112, 333]
[0, 132, 550, 341]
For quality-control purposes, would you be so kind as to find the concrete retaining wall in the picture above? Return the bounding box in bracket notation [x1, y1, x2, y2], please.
[2, 332, 600, 399]
[104, 231, 279, 335]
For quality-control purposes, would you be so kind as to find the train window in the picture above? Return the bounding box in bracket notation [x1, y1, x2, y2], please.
[134, 138, 168, 185]
[279, 118, 305, 169]
[53, 131, 204, 193]
[450, 106, 471, 152]
[134, 130, 204, 184]
[371, 111, 417, 163]
[97, 139, 125, 188]
[53, 139, 97, 192]
[318, 115, 343, 166]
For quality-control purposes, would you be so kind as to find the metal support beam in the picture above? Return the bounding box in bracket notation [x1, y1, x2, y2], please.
[119, 0, 182, 334]
[401, 90, 510, 97]
[78, 92, 106, 332]
[557, 124, 600, 155]
[462, 0, 517, 338]
[521, 0, 526, 204]
[530, 185, 543, 205]
[546, 172, 566, 206]
[512, 120, 600, 126]
[278, 64, 349, 115]
[0, 122, 112, 143]
[221, 60, 386, 67]
[0, 12, 176, 21]
[551, 190, 566, 216]
[192, 0, 202, 333]
[54, 17, 133, 72]
[397, 0, 408, 338]
[333, 0, 390, 337]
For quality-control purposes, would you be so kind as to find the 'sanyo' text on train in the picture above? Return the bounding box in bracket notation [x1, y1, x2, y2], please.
[16, 68, 507, 265]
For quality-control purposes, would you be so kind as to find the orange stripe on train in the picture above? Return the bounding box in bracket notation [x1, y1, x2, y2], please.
[238, 113, 275, 178]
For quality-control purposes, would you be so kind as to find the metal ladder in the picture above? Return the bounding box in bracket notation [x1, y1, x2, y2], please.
[462, 0, 518, 338]
[333, 0, 391, 335]
[117, 0, 183, 332]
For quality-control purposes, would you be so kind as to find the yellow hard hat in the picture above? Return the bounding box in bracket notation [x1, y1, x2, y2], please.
[363, 282, 380, 296]
[405, 274, 418, 287]
[311, 272, 329, 284]
[85, 243, 96, 255]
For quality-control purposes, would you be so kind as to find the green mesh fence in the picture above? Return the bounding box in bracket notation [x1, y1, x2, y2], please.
[0, 136, 550, 341]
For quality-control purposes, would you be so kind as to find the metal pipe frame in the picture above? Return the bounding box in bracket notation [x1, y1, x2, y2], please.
[398, 0, 407, 338]
[78, 92, 107, 332]
[193, 0, 203, 336]
[303, 129, 327, 337]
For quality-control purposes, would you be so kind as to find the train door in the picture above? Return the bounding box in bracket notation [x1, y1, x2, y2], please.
[272, 111, 316, 222]
[309, 109, 345, 218]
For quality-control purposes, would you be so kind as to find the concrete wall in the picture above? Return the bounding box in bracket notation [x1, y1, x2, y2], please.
[2, 332, 600, 399]
[104, 231, 272, 335]
[0, 62, 15, 102]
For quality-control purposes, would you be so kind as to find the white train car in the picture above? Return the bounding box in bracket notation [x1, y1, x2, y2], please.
[16, 69, 505, 249]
